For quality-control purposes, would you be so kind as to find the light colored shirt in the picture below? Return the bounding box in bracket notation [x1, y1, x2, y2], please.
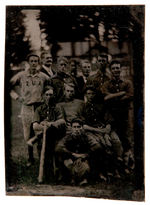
[10, 70, 50, 105]
[56, 99, 84, 123]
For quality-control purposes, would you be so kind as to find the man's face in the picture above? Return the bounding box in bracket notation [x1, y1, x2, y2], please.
[111, 63, 121, 78]
[70, 62, 76, 70]
[41, 53, 53, 67]
[97, 55, 107, 69]
[70, 61, 77, 76]
[44, 89, 54, 104]
[58, 60, 68, 73]
[64, 84, 75, 100]
[82, 62, 91, 77]
[86, 89, 95, 102]
[28, 56, 39, 72]
[72, 122, 82, 134]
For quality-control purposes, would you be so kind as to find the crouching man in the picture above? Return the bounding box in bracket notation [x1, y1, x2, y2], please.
[28, 85, 66, 182]
[55, 118, 99, 186]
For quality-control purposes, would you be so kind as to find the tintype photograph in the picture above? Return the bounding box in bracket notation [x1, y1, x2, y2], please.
[4, 5, 144, 201]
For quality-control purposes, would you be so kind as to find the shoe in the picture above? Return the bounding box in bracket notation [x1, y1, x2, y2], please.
[26, 160, 34, 167]
[107, 172, 113, 177]
[27, 140, 33, 147]
[114, 169, 121, 179]
[125, 168, 130, 174]
[99, 173, 107, 181]
[26, 162, 32, 167]
[79, 178, 88, 186]
[70, 179, 75, 185]
[27, 136, 38, 146]
[117, 157, 123, 162]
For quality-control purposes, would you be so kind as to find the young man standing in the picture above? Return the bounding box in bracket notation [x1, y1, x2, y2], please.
[102, 60, 134, 171]
[87, 53, 110, 91]
[10, 54, 50, 166]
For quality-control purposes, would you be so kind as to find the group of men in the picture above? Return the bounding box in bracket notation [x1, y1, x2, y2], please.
[10, 51, 134, 185]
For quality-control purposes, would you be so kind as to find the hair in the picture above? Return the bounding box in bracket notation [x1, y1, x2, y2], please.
[84, 85, 96, 95]
[26, 53, 40, 62]
[57, 56, 68, 65]
[97, 54, 108, 60]
[64, 81, 75, 89]
[43, 85, 54, 94]
[71, 118, 83, 126]
[81, 59, 90, 66]
[41, 51, 52, 59]
[109, 60, 121, 69]
[69, 58, 77, 64]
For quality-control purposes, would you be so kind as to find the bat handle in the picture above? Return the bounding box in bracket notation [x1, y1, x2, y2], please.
[38, 126, 47, 183]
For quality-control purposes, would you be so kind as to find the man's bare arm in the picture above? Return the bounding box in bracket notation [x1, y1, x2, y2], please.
[104, 91, 126, 101]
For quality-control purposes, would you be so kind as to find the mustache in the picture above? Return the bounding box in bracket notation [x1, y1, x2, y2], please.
[46, 61, 52, 63]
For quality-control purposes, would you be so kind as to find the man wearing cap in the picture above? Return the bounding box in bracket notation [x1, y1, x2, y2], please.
[10, 53, 50, 166]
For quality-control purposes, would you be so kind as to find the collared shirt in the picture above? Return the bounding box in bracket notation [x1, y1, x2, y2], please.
[51, 74, 66, 103]
[56, 129, 91, 154]
[41, 65, 55, 78]
[78, 101, 113, 128]
[102, 78, 133, 110]
[86, 70, 110, 91]
[33, 103, 64, 123]
[52, 73, 80, 103]
[10, 70, 50, 105]
[82, 75, 88, 84]
[102, 78, 133, 97]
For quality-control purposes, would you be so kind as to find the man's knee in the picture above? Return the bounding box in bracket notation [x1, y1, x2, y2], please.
[111, 131, 120, 143]
[91, 143, 102, 152]
[23, 129, 31, 142]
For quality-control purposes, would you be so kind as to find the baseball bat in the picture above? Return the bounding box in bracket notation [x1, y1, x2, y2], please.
[38, 126, 47, 183]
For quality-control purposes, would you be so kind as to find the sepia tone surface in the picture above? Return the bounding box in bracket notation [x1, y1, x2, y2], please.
[5, 5, 144, 201]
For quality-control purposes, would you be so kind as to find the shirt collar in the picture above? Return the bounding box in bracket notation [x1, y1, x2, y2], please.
[111, 77, 122, 83]
[26, 69, 40, 77]
[42, 65, 53, 76]
[83, 75, 87, 83]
